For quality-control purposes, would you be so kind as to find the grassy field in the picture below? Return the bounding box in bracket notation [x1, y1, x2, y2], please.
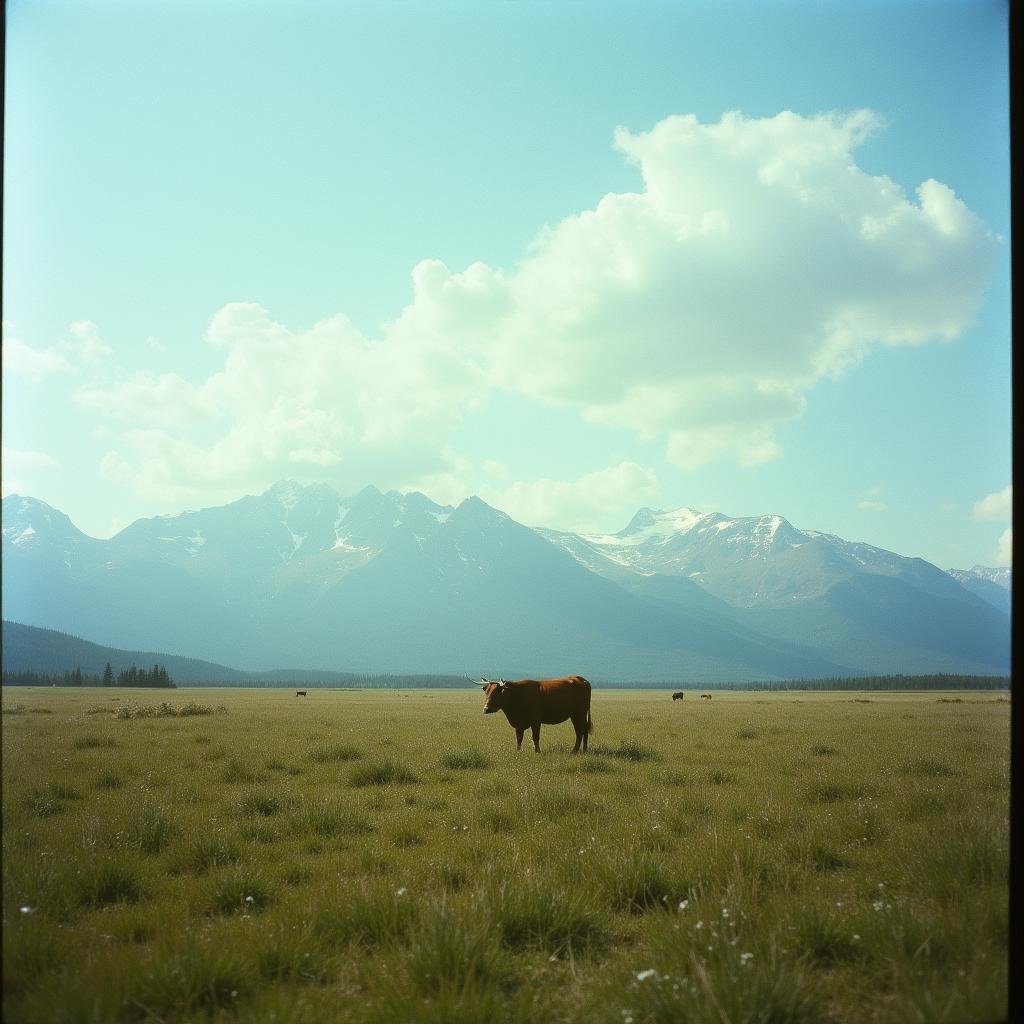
[1, 686, 1009, 1023]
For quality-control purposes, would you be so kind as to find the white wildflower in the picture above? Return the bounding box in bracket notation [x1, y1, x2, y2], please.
[678, 899, 689, 911]
[636, 969, 657, 982]
[20, 906, 35, 915]
[740, 952, 754, 965]
[395, 887, 407, 897]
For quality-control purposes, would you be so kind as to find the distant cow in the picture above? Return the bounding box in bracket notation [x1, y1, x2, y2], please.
[700, 693, 712, 701]
[672, 691, 685, 701]
[480, 676, 593, 753]
[296, 690, 307, 697]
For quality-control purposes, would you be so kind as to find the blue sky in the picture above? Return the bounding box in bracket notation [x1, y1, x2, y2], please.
[2, 0, 1011, 570]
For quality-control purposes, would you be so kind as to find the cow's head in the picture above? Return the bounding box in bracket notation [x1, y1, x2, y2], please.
[480, 678, 509, 714]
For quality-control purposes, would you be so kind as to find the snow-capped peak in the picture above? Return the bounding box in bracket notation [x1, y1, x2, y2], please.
[583, 506, 709, 547]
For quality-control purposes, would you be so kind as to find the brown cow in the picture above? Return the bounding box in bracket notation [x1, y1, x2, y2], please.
[700, 693, 712, 700]
[480, 676, 593, 753]
[672, 691, 685, 701]
[296, 690, 307, 697]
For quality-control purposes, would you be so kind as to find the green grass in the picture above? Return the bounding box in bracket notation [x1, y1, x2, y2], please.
[1, 685, 1009, 1023]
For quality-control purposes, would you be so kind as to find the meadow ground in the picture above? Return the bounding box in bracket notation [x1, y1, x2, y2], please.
[1, 686, 1009, 1023]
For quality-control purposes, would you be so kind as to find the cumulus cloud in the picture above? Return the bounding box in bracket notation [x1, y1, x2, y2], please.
[74, 109, 997, 502]
[87, 300, 487, 505]
[971, 484, 1011, 521]
[1, 447, 61, 497]
[3, 320, 113, 381]
[2, 332, 73, 380]
[995, 528, 1012, 566]
[64, 321, 113, 364]
[77, 371, 217, 427]
[479, 461, 660, 532]
[2, 447, 61, 472]
[485, 110, 996, 467]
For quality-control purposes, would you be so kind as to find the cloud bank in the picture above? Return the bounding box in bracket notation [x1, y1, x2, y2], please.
[52, 110, 997, 514]
[971, 485, 1012, 567]
[480, 461, 660, 533]
[972, 485, 1011, 521]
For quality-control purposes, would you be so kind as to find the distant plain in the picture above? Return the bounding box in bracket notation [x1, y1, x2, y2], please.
[1, 687, 1009, 1023]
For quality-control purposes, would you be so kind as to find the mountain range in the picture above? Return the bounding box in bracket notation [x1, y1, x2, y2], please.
[1, 483, 1011, 682]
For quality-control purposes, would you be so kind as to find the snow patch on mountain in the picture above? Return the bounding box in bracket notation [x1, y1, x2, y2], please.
[948, 565, 1011, 588]
[5, 524, 37, 547]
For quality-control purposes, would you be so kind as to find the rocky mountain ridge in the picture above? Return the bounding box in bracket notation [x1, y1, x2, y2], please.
[2, 484, 1010, 680]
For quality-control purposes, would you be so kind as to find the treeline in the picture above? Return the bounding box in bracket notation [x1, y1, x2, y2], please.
[2, 663, 175, 688]
[604, 673, 1011, 691]
[182, 674, 473, 689]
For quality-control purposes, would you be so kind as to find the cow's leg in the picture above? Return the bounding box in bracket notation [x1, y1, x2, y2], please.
[515, 727, 525, 751]
[531, 723, 541, 752]
[571, 717, 584, 754]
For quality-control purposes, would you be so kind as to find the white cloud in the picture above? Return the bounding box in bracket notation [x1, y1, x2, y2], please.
[76, 371, 216, 427]
[857, 486, 886, 512]
[64, 321, 113, 364]
[487, 110, 996, 467]
[1, 447, 61, 498]
[479, 461, 660, 532]
[2, 333, 73, 380]
[995, 528, 1012, 567]
[2, 447, 61, 472]
[72, 109, 997, 504]
[85, 300, 488, 506]
[3, 320, 113, 381]
[972, 484, 1011, 521]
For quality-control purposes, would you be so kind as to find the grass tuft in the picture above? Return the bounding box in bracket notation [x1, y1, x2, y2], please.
[73, 734, 116, 749]
[135, 803, 178, 855]
[180, 833, 241, 873]
[440, 747, 492, 770]
[240, 790, 282, 817]
[592, 740, 660, 762]
[348, 760, 419, 787]
[201, 867, 272, 916]
[299, 801, 374, 838]
[221, 759, 266, 784]
[314, 885, 419, 948]
[78, 859, 143, 907]
[487, 879, 610, 953]
[130, 939, 253, 1016]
